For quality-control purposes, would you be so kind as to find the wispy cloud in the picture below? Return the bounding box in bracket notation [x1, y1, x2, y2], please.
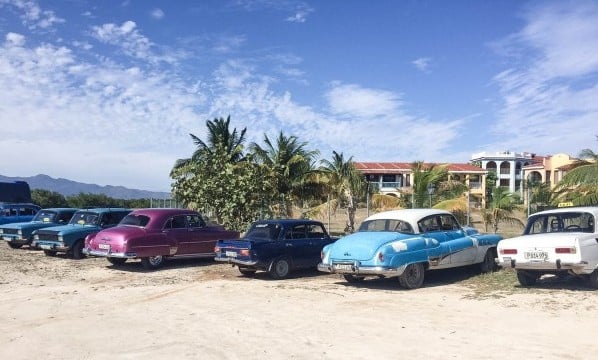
[150, 8, 164, 20]
[489, 1, 598, 155]
[285, 4, 313, 23]
[0, 0, 64, 29]
[233, 0, 313, 23]
[412, 57, 431, 73]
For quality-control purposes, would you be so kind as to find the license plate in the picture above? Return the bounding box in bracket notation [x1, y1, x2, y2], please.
[39, 244, 52, 250]
[334, 264, 354, 271]
[225, 251, 237, 258]
[98, 243, 110, 250]
[524, 251, 548, 260]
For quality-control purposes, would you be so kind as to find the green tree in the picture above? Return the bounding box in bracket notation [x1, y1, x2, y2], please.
[551, 139, 598, 206]
[250, 131, 320, 217]
[410, 161, 448, 208]
[320, 151, 366, 232]
[31, 189, 68, 208]
[171, 117, 273, 231]
[66, 193, 125, 208]
[481, 187, 524, 234]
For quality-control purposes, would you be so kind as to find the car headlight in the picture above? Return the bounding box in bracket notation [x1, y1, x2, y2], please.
[34, 234, 39, 240]
[17, 229, 22, 235]
[58, 235, 64, 243]
[0, 229, 3, 234]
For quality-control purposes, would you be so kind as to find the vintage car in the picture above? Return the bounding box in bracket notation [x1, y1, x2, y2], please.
[0, 203, 41, 225]
[496, 206, 598, 288]
[83, 208, 240, 270]
[318, 209, 502, 289]
[214, 219, 337, 279]
[0, 208, 77, 249]
[32, 208, 131, 259]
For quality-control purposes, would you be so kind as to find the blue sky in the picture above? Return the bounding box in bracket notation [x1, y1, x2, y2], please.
[1, 0, 597, 192]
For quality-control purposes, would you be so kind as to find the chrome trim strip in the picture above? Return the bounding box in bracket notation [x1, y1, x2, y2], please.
[214, 257, 258, 266]
[317, 262, 407, 277]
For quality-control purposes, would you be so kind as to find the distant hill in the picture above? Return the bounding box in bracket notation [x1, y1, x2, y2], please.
[0, 174, 171, 200]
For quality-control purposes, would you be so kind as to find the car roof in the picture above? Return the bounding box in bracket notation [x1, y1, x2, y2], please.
[531, 206, 598, 217]
[76, 208, 130, 213]
[253, 219, 324, 226]
[364, 209, 452, 223]
[40, 208, 77, 212]
[127, 208, 198, 217]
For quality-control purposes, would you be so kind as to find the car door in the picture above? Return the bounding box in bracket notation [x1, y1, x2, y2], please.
[163, 215, 189, 255]
[439, 214, 476, 265]
[418, 215, 451, 263]
[183, 214, 219, 254]
[305, 223, 330, 267]
[282, 224, 312, 268]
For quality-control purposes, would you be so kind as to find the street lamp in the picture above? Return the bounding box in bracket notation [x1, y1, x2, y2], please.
[427, 183, 436, 208]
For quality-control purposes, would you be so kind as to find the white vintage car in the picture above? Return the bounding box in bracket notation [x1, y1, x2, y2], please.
[496, 206, 598, 288]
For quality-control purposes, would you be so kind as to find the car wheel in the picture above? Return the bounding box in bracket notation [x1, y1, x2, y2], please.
[71, 240, 86, 260]
[269, 258, 291, 279]
[343, 274, 365, 283]
[7, 242, 23, 249]
[479, 248, 498, 273]
[516, 270, 539, 286]
[107, 257, 127, 266]
[588, 270, 598, 289]
[238, 267, 257, 276]
[43, 249, 57, 257]
[398, 263, 425, 289]
[141, 255, 164, 270]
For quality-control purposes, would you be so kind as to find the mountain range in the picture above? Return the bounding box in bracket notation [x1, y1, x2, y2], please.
[0, 174, 171, 200]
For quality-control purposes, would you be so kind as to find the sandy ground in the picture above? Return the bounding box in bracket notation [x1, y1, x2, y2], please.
[1, 244, 597, 360]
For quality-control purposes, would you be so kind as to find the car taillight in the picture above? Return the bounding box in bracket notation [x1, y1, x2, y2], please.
[555, 247, 576, 254]
[378, 252, 384, 261]
[239, 249, 250, 256]
[214, 246, 220, 253]
[500, 248, 517, 255]
[321, 251, 324, 260]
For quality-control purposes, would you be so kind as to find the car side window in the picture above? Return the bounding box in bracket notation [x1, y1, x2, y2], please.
[285, 225, 307, 239]
[306, 224, 326, 238]
[187, 215, 203, 228]
[439, 215, 460, 230]
[170, 216, 187, 229]
[418, 216, 440, 233]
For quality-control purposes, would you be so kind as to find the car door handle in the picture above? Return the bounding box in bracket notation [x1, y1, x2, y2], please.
[286, 243, 293, 247]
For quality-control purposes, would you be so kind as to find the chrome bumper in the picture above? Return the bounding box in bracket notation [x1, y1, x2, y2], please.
[2, 236, 29, 244]
[83, 248, 137, 259]
[214, 257, 258, 266]
[33, 242, 69, 252]
[498, 258, 590, 272]
[317, 262, 407, 277]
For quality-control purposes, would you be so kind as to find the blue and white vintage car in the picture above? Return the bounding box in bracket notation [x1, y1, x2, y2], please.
[318, 209, 502, 289]
[496, 206, 598, 288]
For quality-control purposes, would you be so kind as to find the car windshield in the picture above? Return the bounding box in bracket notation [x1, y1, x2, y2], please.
[120, 214, 151, 227]
[358, 219, 414, 234]
[32, 210, 57, 223]
[525, 212, 595, 235]
[69, 211, 100, 226]
[245, 223, 282, 240]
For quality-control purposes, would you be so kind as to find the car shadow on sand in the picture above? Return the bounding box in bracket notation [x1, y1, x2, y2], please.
[333, 265, 489, 291]
[516, 274, 594, 291]
[101, 256, 222, 273]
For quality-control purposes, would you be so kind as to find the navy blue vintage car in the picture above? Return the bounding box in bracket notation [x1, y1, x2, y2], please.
[318, 209, 502, 289]
[214, 219, 337, 279]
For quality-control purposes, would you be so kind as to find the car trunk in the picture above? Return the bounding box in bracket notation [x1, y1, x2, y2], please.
[328, 232, 403, 261]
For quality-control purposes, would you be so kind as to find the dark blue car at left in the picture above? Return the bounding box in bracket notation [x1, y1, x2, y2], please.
[215, 219, 337, 279]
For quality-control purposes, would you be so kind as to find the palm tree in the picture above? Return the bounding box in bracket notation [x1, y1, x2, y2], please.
[481, 187, 524, 234]
[320, 151, 366, 232]
[410, 161, 448, 208]
[250, 131, 320, 217]
[552, 140, 598, 206]
[172, 116, 247, 170]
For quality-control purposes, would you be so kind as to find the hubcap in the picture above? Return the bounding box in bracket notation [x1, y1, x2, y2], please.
[149, 256, 163, 266]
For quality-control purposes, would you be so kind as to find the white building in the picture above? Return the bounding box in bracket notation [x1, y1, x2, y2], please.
[470, 151, 538, 196]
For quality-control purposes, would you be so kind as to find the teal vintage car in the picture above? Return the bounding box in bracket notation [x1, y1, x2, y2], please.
[318, 209, 503, 289]
[0, 208, 77, 249]
[32, 208, 131, 259]
[0, 203, 41, 225]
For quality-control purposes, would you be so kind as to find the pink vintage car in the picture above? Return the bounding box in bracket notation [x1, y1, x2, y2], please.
[83, 208, 239, 270]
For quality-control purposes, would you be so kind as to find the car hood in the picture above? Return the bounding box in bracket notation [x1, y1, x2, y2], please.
[36, 223, 101, 235]
[327, 231, 410, 261]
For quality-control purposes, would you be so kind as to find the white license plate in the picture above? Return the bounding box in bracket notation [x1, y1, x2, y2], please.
[98, 243, 110, 250]
[524, 251, 548, 260]
[39, 244, 52, 250]
[334, 264, 354, 271]
[225, 251, 237, 258]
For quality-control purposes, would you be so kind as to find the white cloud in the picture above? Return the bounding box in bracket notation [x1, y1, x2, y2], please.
[412, 57, 431, 73]
[5, 32, 25, 46]
[150, 8, 164, 20]
[285, 6, 312, 23]
[325, 83, 402, 118]
[0, 0, 65, 29]
[489, 1, 598, 156]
